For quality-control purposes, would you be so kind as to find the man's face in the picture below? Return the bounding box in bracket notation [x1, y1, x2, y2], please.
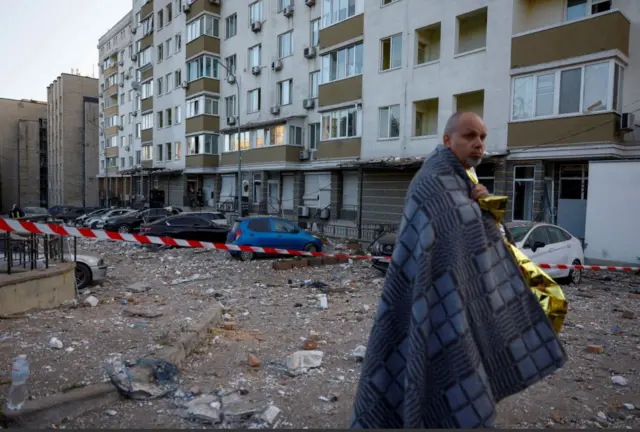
[443, 113, 487, 168]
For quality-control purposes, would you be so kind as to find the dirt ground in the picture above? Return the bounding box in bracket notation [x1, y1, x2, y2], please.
[1, 239, 639, 429]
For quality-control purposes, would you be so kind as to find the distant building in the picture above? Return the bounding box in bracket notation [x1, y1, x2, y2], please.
[46, 73, 100, 208]
[0, 98, 48, 212]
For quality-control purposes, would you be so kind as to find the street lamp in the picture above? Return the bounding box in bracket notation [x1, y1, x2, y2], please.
[216, 59, 242, 216]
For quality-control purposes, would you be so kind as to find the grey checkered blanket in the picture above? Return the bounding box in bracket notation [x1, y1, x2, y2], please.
[350, 146, 566, 428]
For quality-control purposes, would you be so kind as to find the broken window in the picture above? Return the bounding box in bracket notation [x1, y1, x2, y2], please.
[513, 166, 535, 221]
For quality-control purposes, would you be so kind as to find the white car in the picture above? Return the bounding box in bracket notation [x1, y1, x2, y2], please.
[505, 222, 584, 284]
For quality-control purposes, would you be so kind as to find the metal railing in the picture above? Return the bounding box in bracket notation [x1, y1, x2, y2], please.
[306, 222, 399, 244]
[0, 232, 74, 275]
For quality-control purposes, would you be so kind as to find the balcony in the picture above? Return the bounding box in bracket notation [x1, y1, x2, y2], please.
[186, 36, 220, 58]
[186, 115, 220, 134]
[141, 97, 153, 112]
[185, 78, 220, 97]
[318, 75, 362, 108]
[317, 137, 361, 159]
[140, 33, 154, 51]
[140, 0, 153, 19]
[106, 166, 119, 174]
[219, 145, 302, 166]
[105, 147, 119, 157]
[319, 13, 363, 50]
[141, 68, 153, 82]
[141, 160, 153, 169]
[184, 0, 221, 20]
[103, 105, 118, 117]
[104, 126, 119, 137]
[103, 64, 118, 77]
[511, 10, 630, 69]
[186, 154, 219, 169]
[141, 129, 153, 143]
[507, 112, 621, 148]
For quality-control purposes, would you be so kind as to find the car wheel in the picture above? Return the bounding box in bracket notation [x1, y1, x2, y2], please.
[117, 225, 131, 234]
[567, 259, 582, 285]
[75, 262, 92, 290]
[239, 251, 254, 262]
[303, 243, 318, 253]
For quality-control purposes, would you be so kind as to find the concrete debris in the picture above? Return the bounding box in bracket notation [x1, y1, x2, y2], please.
[84, 295, 99, 307]
[48, 337, 63, 349]
[127, 282, 150, 293]
[350, 345, 367, 362]
[622, 403, 634, 410]
[184, 395, 221, 424]
[611, 375, 628, 387]
[285, 350, 324, 376]
[259, 405, 281, 425]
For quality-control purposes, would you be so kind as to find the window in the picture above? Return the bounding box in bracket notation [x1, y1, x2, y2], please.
[322, 0, 358, 28]
[455, 7, 487, 55]
[156, 144, 163, 161]
[247, 89, 261, 113]
[225, 55, 236, 76]
[136, 123, 141, 138]
[166, 142, 173, 161]
[273, 219, 297, 233]
[174, 69, 182, 88]
[187, 134, 219, 155]
[511, 61, 620, 121]
[413, 98, 439, 136]
[120, 156, 125, 167]
[128, 156, 134, 167]
[321, 107, 359, 140]
[165, 39, 172, 58]
[278, 31, 293, 58]
[157, 111, 164, 128]
[142, 16, 153, 35]
[166, 3, 172, 22]
[248, 44, 261, 68]
[157, 77, 163, 95]
[513, 166, 535, 221]
[253, 175, 262, 204]
[141, 113, 153, 130]
[165, 73, 173, 92]
[187, 55, 220, 81]
[277, 79, 292, 106]
[138, 47, 152, 68]
[250, 1, 263, 24]
[289, 126, 303, 145]
[475, 164, 494, 194]
[415, 23, 441, 65]
[141, 80, 153, 99]
[173, 0, 180, 17]
[166, 108, 172, 126]
[107, 157, 117, 168]
[306, 123, 320, 150]
[186, 95, 220, 117]
[380, 34, 402, 71]
[186, 15, 220, 42]
[226, 14, 237, 38]
[379, 105, 400, 139]
[175, 33, 182, 51]
[120, 136, 126, 147]
[382, 0, 399, 5]
[247, 219, 270, 232]
[157, 9, 164, 28]
[342, 171, 358, 210]
[225, 96, 236, 117]
[174, 142, 182, 160]
[320, 43, 363, 83]
[566, 0, 611, 21]
[309, 71, 319, 98]
[455, 90, 484, 117]
[128, 134, 133, 146]
[174, 105, 182, 124]
[311, 19, 320, 47]
[142, 145, 153, 161]
[135, 150, 141, 164]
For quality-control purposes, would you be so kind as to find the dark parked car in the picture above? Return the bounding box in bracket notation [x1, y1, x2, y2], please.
[227, 216, 323, 261]
[103, 207, 180, 233]
[22, 207, 53, 223]
[139, 214, 230, 243]
[369, 233, 397, 273]
[56, 208, 90, 224]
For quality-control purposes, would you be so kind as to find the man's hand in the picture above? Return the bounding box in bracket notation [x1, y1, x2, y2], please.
[470, 184, 489, 201]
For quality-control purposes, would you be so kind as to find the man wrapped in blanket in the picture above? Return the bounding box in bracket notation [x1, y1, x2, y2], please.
[351, 112, 567, 429]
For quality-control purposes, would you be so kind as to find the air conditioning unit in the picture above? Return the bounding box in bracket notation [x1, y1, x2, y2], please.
[298, 206, 309, 217]
[208, 0, 220, 4]
[131, 54, 137, 61]
[118, 126, 124, 131]
[132, 111, 138, 117]
[304, 47, 316, 59]
[271, 59, 283, 71]
[251, 21, 262, 32]
[283, 5, 294, 17]
[270, 106, 280, 115]
[227, 116, 236, 125]
[303, 98, 315, 110]
[181, 81, 189, 89]
[299, 150, 310, 160]
[125, 146, 131, 151]
[621, 112, 636, 132]
[99, 92, 104, 97]
[125, 74, 131, 79]
[320, 208, 330, 219]
[118, 60, 124, 66]
[100, 131, 104, 136]
[99, 112, 104, 117]
[242, 180, 250, 197]
[131, 81, 140, 90]
[251, 66, 261, 75]
[305, 0, 316, 6]
[227, 74, 236, 84]
[131, 26, 137, 34]
[182, 3, 190, 12]
[310, 150, 317, 161]
[119, 82, 124, 87]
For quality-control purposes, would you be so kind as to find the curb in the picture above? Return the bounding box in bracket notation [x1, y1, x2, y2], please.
[1, 302, 223, 428]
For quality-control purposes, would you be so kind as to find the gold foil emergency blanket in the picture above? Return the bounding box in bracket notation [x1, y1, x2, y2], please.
[466, 168, 568, 333]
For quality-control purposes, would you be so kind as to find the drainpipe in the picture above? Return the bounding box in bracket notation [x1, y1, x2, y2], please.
[357, 166, 363, 239]
[82, 97, 99, 208]
[17, 121, 21, 207]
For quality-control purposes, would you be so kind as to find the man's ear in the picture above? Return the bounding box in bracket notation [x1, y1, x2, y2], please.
[443, 133, 451, 148]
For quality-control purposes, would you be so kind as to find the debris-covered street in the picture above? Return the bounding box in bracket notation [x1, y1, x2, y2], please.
[1, 239, 639, 429]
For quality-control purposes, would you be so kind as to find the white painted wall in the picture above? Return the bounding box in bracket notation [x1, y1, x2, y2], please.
[584, 160, 640, 265]
[361, 0, 513, 159]
[219, 0, 321, 149]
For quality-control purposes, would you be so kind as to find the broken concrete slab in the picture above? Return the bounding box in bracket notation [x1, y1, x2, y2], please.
[185, 394, 221, 424]
[127, 282, 150, 293]
[285, 350, 324, 376]
[122, 309, 163, 319]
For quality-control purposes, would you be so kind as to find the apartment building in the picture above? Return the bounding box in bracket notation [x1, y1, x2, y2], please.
[46, 73, 100, 208]
[0, 98, 48, 212]
[97, 0, 639, 238]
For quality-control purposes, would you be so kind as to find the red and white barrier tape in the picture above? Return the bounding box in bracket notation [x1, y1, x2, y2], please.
[1, 218, 638, 272]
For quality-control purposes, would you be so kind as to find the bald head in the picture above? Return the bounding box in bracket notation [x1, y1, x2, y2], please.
[443, 112, 487, 168]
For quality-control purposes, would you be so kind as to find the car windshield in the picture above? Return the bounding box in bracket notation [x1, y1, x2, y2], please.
[508, 225, 533, 243]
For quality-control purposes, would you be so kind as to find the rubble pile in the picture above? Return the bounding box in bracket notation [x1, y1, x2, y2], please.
[0, 238, 638, 429]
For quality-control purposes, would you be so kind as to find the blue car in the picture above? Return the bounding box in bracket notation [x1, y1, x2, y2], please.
[227, 216, 323, 261]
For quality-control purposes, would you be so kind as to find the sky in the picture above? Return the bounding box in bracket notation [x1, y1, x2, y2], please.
[0, 0, 132, 101]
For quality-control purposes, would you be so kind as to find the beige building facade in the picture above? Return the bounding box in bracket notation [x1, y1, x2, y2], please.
[0, 98, 48, 212]
[47, 73, 100, 208]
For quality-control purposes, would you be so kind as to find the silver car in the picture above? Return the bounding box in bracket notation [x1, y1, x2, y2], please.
[86, 209, 136, 229]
